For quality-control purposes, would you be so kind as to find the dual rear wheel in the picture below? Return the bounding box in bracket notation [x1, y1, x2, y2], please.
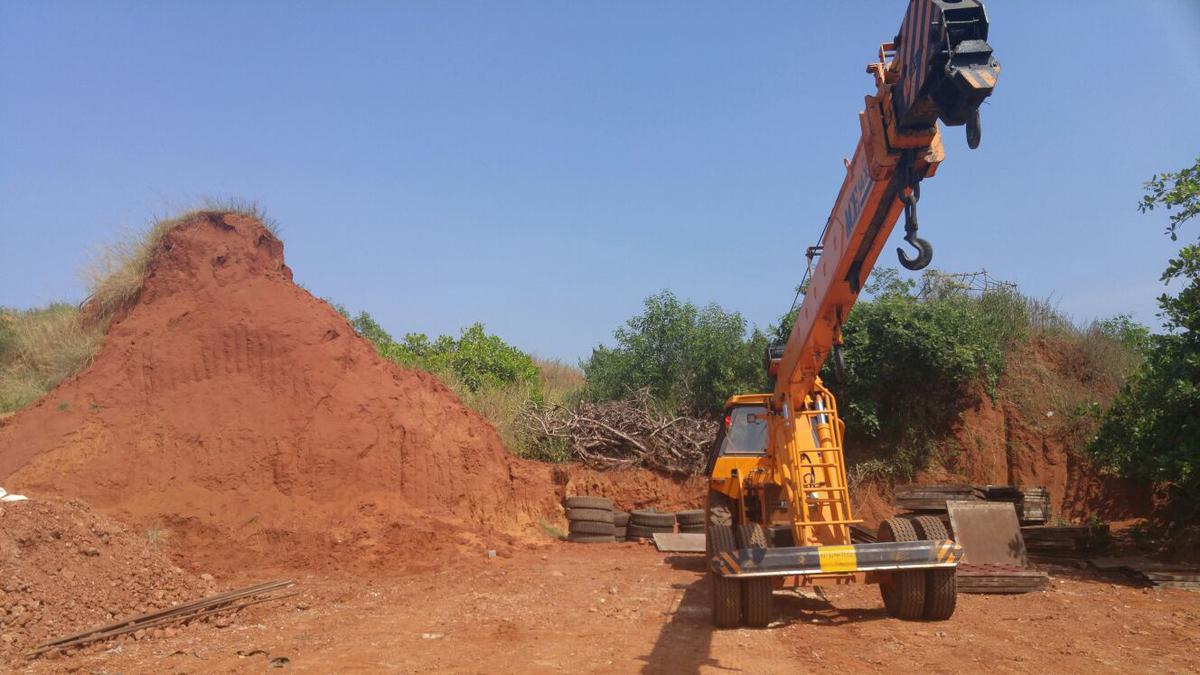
[708, 521, 773, 628]
[877, 516, 957, 621]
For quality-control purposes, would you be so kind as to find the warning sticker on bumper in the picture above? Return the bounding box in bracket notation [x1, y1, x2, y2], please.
[817, 545, 858, 572]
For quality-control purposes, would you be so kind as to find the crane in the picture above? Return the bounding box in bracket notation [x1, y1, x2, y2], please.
[704, 0, 999, 627]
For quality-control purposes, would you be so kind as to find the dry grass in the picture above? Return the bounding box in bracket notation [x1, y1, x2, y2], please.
[532, 357, 585, 405]
[0, 304, 103, 412]
[84, 199, 275, 327]
[424, 359, 583, 462]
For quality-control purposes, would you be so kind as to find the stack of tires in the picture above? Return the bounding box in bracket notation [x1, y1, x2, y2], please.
[627, 509, 675, 541]
[675, 510, 705, 534]
[613, 511, 630, 541]
[564, 496, 615, 543]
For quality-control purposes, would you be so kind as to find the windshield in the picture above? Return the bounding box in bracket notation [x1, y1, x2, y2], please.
[719, 405, 768, 456]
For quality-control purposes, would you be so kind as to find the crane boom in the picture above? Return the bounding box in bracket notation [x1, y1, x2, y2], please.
[771, 0, 999, 405]
[702, 1, 1001, 627]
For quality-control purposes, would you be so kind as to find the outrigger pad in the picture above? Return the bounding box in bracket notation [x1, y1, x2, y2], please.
[946, 500, 1028, 567]
[711, 539, 962, 578]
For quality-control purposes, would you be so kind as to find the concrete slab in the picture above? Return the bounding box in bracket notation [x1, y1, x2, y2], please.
[652, 532, 706, 553]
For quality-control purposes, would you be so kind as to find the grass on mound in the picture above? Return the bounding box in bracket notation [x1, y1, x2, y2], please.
[0, 201, 272, 414]
[85, 199, 276, 327]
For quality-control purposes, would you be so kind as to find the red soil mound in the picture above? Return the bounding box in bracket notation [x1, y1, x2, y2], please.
[0, 213, 552, 574]
[0, 497, 211, 663]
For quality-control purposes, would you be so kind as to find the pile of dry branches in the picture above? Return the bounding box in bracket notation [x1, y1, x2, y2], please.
[520, 390, 717, 475]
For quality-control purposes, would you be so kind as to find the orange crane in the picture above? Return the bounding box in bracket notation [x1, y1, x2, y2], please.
[704, 0, 999, 626]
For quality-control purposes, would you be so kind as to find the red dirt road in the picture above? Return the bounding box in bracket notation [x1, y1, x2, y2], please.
[32, 542, 1200, 674]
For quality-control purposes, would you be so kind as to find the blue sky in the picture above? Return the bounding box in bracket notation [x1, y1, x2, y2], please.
[2, 1, 1198, 363]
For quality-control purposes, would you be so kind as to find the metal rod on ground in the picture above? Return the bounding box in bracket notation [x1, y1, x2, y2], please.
[27, 580, 295, 657]
[27, 591, 298, 658]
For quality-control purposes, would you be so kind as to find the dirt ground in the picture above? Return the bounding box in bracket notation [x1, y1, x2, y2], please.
[24, 541, 1199, 674]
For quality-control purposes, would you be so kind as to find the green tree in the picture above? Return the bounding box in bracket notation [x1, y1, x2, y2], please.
[584, 291, 767, 415]
[1091, 158, 1200, 513]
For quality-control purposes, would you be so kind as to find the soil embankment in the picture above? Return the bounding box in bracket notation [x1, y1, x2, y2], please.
[0, 212, 558, 574]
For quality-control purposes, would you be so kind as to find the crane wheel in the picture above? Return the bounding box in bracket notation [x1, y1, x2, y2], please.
[735, 523, 773, 628]
[708, 524, 742, 628]
[877, 517, 926, 620]
[912, 515, 957, 621]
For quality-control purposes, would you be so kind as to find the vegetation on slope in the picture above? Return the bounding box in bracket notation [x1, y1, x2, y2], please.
[1090, 157, 1200, 519]
[337, 305, 584, 460]
[0, 304, 101, 412]
[576, 269, 1145, 480]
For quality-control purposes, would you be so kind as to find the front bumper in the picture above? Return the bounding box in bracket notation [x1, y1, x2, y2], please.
[711, 539, 962, 578]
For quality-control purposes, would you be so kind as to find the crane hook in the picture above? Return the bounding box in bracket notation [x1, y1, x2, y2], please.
[896, 155, 933, 270]
[897, 231, 933, 270]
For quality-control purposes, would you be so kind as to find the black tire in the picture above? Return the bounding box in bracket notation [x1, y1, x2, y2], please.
[631, 510, 676, 528]
[877, 517, 926, 620]
[567, 533, 615, 544]
[614, 527, 627, 540]
[912, 515, 957, 621]
[564, 496, 612, 510]
[569, 521, 616, 536]
[676, 510, 705, 526]
[735, 524, 773, 628]
[566, 508, 615, 524]
[709, 524, 741, 628]
[613, 511, 630, 527]
[626, 524, 659, 540]
[680, 525, 706, 534]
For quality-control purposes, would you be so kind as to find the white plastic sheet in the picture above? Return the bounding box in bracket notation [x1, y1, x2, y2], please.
[0, 486, 29, 502]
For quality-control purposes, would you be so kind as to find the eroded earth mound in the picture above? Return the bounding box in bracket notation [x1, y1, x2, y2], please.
[0, 213, 551, 573]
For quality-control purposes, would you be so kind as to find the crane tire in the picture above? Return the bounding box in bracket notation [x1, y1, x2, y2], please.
[877, 517, 927, 620]
[709, 524, 742, 628]
[912, 515, 957, 621]
[735, 523, 773, 628]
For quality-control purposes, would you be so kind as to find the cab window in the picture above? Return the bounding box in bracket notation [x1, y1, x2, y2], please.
[719, 405, 768, 456]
